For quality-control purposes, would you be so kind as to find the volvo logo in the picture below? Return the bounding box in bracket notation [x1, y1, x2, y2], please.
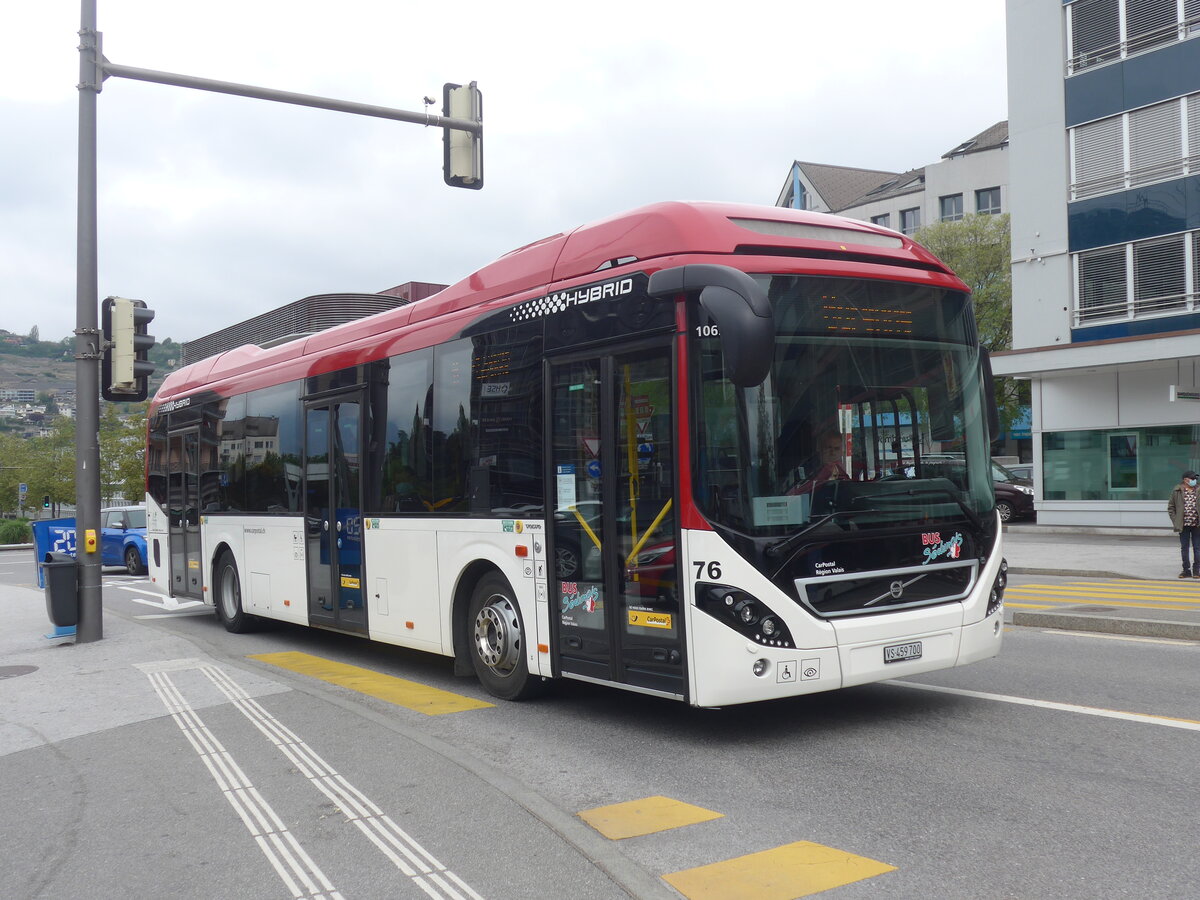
[888, 580, 905, 599]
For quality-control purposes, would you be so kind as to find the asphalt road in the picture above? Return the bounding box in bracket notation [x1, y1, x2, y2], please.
[1, 559, 1197, 899]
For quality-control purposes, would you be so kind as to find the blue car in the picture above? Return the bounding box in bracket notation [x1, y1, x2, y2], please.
[101, 506, 148, 575]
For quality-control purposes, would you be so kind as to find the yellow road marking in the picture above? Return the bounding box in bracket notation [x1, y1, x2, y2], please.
[578, 796, 722, 840]
[250, 651, 494, 715]
[1005, 591, 1200, 611]
[663, 841, 896, 900]
[1006, 597, 1200, 611]
[1004, 602, 1054, 609]
[1011, 585, 1200, 600]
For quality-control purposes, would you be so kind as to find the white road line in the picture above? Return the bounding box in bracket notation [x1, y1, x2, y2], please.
[119, 585, 198, 600]
[128, 594, 206, 610]
[1042, 629, 1198, 646]
[143, 669, 345, 900]
[889, 680, 1200, 732]
[134, 610, 215, 619]
[200, 664, 484, 900]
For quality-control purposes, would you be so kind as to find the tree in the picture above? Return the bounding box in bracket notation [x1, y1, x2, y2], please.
[914, 213, 1026, 437]
[29, 325, 39, 342]
[99, 403, 148, 504]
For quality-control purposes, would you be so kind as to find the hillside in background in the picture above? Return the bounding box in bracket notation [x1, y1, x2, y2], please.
[0, 330, 182, 397]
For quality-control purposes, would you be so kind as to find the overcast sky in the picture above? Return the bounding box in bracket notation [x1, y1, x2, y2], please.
[2, 1, 1007, 345]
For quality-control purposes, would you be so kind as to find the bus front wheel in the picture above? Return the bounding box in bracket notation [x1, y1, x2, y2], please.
[467, 573, 544, 701]
[215, 551, 256, 633]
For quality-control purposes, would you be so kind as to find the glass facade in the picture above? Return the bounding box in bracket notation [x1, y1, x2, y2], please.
[1042, 425, 1200, 501]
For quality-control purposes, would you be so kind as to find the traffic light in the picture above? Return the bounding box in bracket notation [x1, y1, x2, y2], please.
[442, 81, 483, 190]
[43, 495, 50, 509]
[102, 296, 156, 402]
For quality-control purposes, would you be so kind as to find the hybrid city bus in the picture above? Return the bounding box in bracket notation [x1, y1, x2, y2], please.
[145, 201, 1007, 706]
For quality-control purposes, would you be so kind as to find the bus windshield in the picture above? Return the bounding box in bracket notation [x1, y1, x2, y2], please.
[692, 275, 995, 538]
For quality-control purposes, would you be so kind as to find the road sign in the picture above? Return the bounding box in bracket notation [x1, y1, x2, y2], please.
[19, 483, 27, 497]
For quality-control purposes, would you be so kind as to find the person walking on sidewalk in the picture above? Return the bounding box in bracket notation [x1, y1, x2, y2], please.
[1167, 469, 1200, 577]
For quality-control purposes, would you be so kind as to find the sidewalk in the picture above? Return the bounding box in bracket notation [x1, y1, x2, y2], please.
[1002, 523, 1200, 641]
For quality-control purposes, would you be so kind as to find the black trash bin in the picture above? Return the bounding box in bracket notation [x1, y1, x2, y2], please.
[43, 552, 78, 627]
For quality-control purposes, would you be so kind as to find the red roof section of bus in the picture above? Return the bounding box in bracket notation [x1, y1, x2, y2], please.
[153, 201, 960, 405]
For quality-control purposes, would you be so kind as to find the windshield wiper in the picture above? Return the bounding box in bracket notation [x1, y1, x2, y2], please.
[765, 509, 879, 560]
[873, 485, 985, 532]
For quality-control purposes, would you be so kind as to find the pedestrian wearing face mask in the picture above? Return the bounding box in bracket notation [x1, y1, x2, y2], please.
[1167, 469, 1200, 578]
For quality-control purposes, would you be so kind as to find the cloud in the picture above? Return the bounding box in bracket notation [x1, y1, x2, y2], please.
[2, 0, 1007, 344]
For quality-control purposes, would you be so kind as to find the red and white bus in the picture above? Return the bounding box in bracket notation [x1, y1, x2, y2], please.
[145, 201, 1007, 706]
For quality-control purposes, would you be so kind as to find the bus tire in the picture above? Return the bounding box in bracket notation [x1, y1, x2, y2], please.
[467, 572, 544, 701]
[215, 551, 256, 633]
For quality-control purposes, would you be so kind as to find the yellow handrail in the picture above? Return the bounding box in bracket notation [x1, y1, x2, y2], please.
[571, 506, 602, 551]
[626, 498, 673, 565]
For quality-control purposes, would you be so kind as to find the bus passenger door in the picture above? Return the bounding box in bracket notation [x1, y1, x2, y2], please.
[168, 430, 202, 598]
[304, 398, 367, 634]
[548, 344, 684, 699]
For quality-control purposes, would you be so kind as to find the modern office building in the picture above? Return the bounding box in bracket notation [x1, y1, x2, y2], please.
[995, 0, 1200, 526]
[775, 122, 1008, 235]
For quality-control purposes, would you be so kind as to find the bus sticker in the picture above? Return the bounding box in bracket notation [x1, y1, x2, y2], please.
[628, 610, 672, 629]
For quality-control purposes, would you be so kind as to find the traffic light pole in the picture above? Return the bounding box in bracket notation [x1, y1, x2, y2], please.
[76, 0, 103, 641]
[75, 0, 482, 642]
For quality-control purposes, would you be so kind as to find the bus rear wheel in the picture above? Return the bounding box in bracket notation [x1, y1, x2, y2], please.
[215, 551, 256, 633]
[467, 572, 544, 701]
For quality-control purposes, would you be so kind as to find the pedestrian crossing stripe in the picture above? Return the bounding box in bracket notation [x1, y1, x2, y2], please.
[663, 840, 896, 899]
[1006, 582, 1200, 611]
[578, 796, 722, 839]
[249, 651, 494, 715]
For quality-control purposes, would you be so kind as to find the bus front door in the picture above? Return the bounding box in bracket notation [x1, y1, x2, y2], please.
[168, 430, 202, 598]
[549, 344, 684, 699]
[304, 398, 367, 634]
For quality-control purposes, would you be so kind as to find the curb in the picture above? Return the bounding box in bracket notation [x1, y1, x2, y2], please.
[1008, 566, 1142, 580]
[1011, 607, 1200, 641]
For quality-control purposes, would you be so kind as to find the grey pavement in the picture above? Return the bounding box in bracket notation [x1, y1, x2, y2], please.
[0, 529, 1197, 895]
[0, 547, 675, 900]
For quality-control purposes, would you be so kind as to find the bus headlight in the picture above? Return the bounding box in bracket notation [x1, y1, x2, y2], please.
[986, 558, 1008, 616]
[696, 583, 795, 648]
[752, 658, 769, 677]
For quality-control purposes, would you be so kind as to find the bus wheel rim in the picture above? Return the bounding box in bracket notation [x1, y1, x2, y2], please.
[221, 566, 239, 618]
[473, 594, 520, 675]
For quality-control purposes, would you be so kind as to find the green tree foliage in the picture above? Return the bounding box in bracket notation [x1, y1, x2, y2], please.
[0, 404, 147, 514]
[914, 213, 1026, 438]
[100, 402, 148, 504]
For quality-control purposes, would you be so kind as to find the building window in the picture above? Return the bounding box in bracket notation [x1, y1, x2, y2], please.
[1133, 235, 1186, 314]
[975, 187, 1001, 215]
[1075, 231, 1197, 324]
[899, 208, 921, 235]
[938, 194, 963, 222]
[1042, 425, 1197, 502]
[871, 213, 891, 228]
[1077, 246, 1127, 321]
[1067, 0, 1193, 73]
[1070, 96, 1189, 200]
[1129, 101, 1183, 186]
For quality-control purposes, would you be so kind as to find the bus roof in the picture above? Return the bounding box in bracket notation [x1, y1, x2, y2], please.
[153, 201, 962, 404]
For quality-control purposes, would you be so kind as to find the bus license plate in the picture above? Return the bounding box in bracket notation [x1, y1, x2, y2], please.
[883, 641, 923, 663]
